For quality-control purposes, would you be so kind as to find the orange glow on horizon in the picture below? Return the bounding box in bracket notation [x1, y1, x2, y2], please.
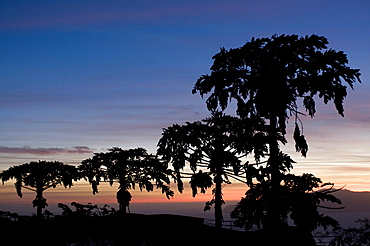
[1, 176, 370, 215]
[0, 180, 248, 206]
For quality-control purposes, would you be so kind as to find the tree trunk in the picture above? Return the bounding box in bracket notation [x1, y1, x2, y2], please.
[117, 188, 127, 214]
[34, 190, 44, 218]
[36, 199, 43, 218]
[267, 114, 282, 229]
[119, 202, 126, 213]
[214, 173, 223, 229]
[116, 187, 131, 214]
[117, 165, 128, 213]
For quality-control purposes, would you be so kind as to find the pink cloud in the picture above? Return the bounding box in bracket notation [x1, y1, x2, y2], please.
[0, 146, 95, 155]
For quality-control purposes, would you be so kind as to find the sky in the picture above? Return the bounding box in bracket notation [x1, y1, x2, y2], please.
[1, 0, 370, 214]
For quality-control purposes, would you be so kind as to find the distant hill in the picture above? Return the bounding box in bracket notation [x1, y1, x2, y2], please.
[329, 189, 370, 212]
[319, 189, 370, 228]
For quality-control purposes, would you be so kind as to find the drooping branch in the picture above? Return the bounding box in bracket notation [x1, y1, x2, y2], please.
[317, 205, 345, 210]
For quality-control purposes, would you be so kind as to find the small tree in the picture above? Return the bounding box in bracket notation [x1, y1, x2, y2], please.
[79, 147, 174, 213]
[231, 172, 343, 232]
[193, 34, 361, 227]
[0, 160, 78, 217]
[157, 112, 268, 228]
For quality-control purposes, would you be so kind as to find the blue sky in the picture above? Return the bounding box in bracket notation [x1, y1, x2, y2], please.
[1, 0, 370, 195]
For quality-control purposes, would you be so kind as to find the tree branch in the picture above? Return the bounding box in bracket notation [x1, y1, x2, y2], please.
[226, 174, 248, 184]
[223, 171, 248, 184]
[20, 185, 36, 192]
[317, 205, 345, 210]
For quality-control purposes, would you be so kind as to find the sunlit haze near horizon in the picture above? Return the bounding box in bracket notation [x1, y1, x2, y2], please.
[1, 0, 370, 214]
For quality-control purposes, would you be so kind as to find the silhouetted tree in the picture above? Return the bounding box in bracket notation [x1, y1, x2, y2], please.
[157, 112, 268, 228]
[231, 173, 342, 232]
[0, 160, 78, 217]
[79, 147, 174, 213]
[193, 34, 361, 227]
[329, 219, 370, 246]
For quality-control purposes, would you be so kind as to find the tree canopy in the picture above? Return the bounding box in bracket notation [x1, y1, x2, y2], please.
[79, 147, 174, 212]
[193, 34, 361, 155]
[157, 112, 269, 227]
[0, 160, 78, 217]
[192, 34, 361, 229]
[231, 172, 343, 232]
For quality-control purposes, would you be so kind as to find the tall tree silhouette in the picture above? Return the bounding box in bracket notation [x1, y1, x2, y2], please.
[0, 161, 78, 217]
[193, 34, 361, 227]
[79, 147, 174, 213]
[157, 112, 267, 228]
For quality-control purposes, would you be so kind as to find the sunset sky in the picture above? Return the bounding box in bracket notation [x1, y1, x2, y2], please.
[1, 0, 370, 214]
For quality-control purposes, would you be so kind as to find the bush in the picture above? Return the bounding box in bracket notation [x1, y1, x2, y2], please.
[329, 219, 370, 246]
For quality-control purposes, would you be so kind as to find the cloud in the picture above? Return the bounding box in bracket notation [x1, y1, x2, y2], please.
[0, 146, 95, 155]
[0, 1, 273, 30]
[0, 2, 198, 30]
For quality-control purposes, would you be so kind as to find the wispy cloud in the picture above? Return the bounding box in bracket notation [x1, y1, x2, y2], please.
[0, 146, 95, 155]
[0, 2, 198, 30]
[0, 1, 273, 30]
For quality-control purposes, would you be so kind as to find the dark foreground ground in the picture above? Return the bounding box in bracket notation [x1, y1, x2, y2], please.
[0, 213, 316, 246]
